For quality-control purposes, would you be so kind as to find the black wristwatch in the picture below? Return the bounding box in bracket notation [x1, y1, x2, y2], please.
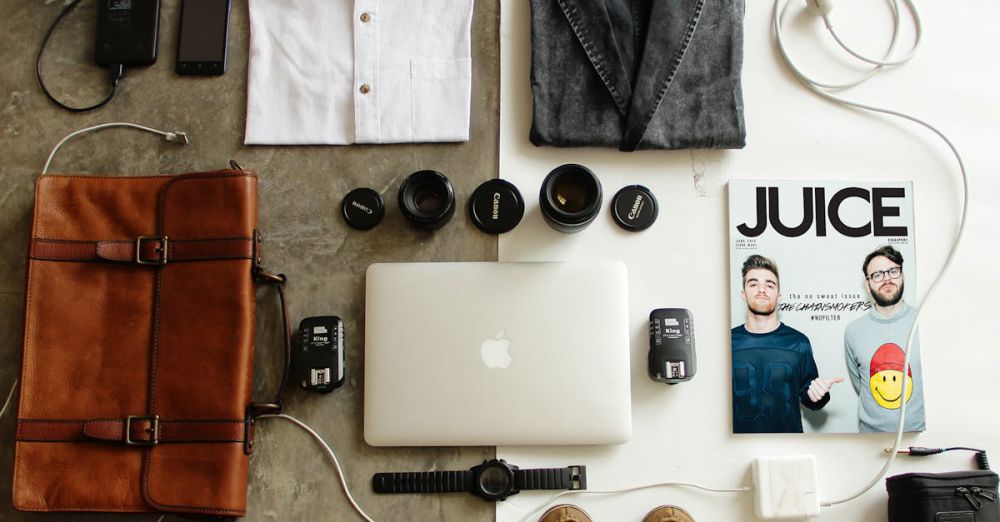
[372, 459, 587, 501]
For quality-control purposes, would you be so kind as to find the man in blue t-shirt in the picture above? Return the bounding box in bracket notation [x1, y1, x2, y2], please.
[732, 255, 844, 433]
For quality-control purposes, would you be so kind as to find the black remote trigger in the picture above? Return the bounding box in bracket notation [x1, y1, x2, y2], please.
[293, 316, 345, 393]
[648, 308, 696, 384]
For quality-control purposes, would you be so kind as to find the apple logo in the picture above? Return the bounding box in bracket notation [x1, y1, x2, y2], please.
[480, 330, 512, 369]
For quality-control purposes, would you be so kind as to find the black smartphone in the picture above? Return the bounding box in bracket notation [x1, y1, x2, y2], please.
[175, 0, 231, 75]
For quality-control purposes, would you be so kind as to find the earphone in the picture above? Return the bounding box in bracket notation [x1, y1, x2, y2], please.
[804, 0, 833, 18]
[777, 0, 923, 89]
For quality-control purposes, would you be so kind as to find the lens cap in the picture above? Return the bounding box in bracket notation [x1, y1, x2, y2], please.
[469, 179, 524, 234]
[341, 187, 385, 230]
[611, 185, 658, 232]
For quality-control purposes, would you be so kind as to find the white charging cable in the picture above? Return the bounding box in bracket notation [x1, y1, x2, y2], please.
[146, 414, 377, 522]
[42, 122, 189, 175]
[774, 0, 969, 507]
[519, 481, 751, 522]
[257, 414, 376, 522]
[0, 379, 17, 421]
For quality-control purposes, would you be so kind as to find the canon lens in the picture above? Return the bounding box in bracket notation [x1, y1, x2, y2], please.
[398, 170, 456, 230]
[539, 164, 603, 233]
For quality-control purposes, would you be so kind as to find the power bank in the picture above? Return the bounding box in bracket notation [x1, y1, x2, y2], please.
[95, 0, 161, 67]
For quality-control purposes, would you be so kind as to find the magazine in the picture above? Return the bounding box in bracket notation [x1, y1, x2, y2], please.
[728, 180, 924, 434]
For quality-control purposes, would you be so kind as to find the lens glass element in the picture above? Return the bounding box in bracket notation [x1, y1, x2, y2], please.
[552, 173, 597, 213]
[413, 186, 443, 213]
[398, 170, 456, 230]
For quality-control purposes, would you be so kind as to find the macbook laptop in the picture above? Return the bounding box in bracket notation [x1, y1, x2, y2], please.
[364, 261, 632, 446]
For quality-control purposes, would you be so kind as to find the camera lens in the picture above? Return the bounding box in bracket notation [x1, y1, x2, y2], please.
[539, 164, 603, 233]
[398, 170, 456, 230]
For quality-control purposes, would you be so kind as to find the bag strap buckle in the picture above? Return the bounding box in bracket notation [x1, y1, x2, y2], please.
[135, 236, 168, 265]
[125, 415, 160, 446]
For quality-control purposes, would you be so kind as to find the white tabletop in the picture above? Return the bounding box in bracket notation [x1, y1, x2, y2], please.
[497, 0, 1000, 520]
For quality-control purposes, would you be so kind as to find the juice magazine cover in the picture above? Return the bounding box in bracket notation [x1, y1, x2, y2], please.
[728, 180, 924, 434]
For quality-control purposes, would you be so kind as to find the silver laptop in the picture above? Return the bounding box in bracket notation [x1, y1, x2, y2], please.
[364, 261, 632, 446]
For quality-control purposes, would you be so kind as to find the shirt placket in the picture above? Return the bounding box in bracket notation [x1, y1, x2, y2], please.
[353, 0, 380, 143]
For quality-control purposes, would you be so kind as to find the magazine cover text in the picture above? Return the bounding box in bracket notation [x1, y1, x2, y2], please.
[728, 180, 923, 434]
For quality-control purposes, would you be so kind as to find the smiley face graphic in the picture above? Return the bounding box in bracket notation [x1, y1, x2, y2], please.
[868, 343, 913, 410]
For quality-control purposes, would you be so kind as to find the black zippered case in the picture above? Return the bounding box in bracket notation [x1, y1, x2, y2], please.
[887, 471, 999, 522]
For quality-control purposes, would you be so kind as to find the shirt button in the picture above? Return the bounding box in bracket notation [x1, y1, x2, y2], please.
[359, 84, 371, 94]
[360, 12, 371, 23]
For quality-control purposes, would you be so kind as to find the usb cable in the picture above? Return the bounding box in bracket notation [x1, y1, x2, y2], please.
[37, 0, 123, 113]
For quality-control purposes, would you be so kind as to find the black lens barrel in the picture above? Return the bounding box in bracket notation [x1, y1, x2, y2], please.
[539, 164, 603, 233]
[398, 170, 456, 230]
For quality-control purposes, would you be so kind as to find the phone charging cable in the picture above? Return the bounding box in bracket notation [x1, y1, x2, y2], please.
[37, 0, 123, 112]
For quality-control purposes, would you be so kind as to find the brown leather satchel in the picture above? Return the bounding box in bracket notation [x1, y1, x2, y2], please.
[13, 169, 286, 517]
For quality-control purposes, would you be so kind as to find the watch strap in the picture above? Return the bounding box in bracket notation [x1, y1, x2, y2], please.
[372, 471, 475, 494]
[514, 465, 587, 491]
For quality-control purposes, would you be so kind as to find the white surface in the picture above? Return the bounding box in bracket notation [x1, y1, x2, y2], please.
[245, 0, 473, 145]
[363, 262, 631, 446]
[497, 0, 1000, 521]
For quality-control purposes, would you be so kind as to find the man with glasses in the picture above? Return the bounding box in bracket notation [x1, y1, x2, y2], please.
[844, 246, 926, 432]
[732, 254, 842, 433]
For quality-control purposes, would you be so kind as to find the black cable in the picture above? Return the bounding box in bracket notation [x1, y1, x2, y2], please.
[36, 0, 123, 113]
[893, 446, 991, 470]
[977, 452, 991, 471]
[942, 448, 993, 471]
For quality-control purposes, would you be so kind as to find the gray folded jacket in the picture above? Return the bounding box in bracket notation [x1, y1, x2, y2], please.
[530, 0, 746, 151]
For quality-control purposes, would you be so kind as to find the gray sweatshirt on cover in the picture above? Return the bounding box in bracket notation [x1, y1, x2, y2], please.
[844, 303, 926, 433]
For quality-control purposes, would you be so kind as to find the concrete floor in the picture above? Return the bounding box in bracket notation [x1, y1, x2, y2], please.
[0, 1, 499, 520]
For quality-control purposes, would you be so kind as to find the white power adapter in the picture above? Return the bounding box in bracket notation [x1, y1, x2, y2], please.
[752, 455, 821, 520]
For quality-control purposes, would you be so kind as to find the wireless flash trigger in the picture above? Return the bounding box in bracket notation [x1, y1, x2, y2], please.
[293, 316, 345, 393]
[648, 308, 697, 384]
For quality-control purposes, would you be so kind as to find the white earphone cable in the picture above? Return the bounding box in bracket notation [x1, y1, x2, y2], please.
[257, 414, 376, 522]
[0, 378, 18, 421]
[42, 122, 189, 175]
[823, 0, 921, 67]
[782, 0, 918, 90]
[518, 481, 751, 522]
[774, 0, 969, 507]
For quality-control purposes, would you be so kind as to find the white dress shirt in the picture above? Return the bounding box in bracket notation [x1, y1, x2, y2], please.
[245, 0, 474, 145]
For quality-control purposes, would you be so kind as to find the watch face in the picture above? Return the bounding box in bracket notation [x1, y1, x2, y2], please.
[478, 464, 513, 497]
